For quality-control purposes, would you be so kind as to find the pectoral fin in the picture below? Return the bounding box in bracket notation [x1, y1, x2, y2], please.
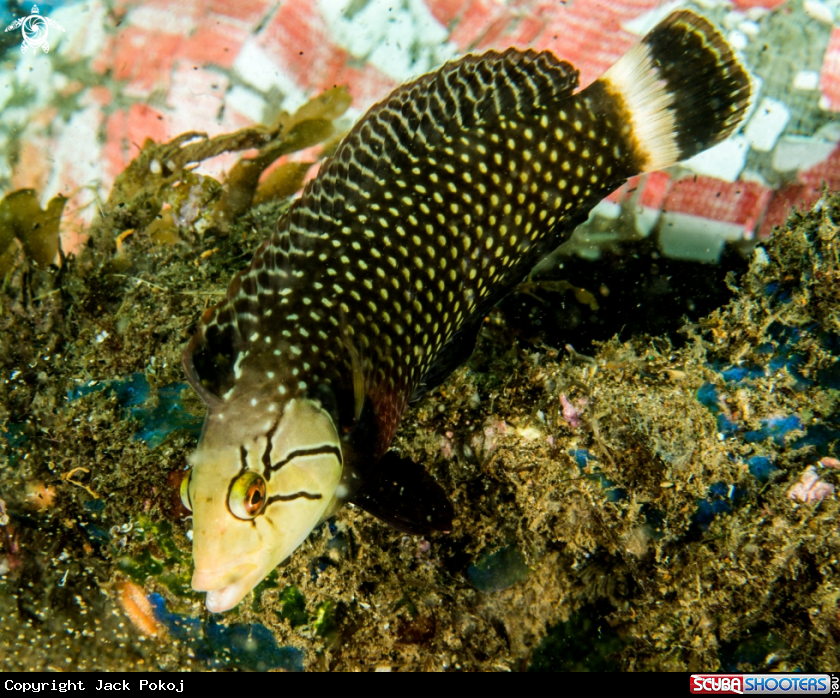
[349, 451, 454, 535]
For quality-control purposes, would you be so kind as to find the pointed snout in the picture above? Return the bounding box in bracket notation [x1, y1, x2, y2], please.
[192, 558, 264, 613]
[191, 560, 258, 593]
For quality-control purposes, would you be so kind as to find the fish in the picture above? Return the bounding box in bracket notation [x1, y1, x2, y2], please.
[180, 10, 751, 612]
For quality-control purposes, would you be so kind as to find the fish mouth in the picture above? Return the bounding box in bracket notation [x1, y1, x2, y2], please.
[192, 561, 263, 613]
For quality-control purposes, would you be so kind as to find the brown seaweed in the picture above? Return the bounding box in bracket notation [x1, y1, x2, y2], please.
[0, 189, 67, 275]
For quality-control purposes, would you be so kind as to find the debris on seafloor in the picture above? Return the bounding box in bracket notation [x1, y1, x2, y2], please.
[559, 394, 588, 429]
[117, 579, 162, 639]
[1, 87, 839, 670]
[787, 465, 836, 503]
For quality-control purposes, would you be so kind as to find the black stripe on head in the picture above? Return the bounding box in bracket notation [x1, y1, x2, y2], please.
[266, 491, 323, 505]
[225, 446, 251, 520]
[266, 445, 343, 476]
[261, 421, 279, 477]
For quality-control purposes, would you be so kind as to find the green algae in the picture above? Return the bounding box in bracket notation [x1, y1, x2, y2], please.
[118, 548, 165, 583]
[276, 586, 308, 629]
[312, 599, 340, 641]
[116, 517, 194, 601]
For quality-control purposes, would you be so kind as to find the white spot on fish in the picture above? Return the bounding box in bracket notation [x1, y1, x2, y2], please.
[233, 352, 246, 379]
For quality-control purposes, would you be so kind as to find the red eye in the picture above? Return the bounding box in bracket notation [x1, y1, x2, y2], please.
[244, 479, 265, 516]
[229, 472, 267, 520]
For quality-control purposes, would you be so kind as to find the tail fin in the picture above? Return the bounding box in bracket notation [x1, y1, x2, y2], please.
[593, 10, 752, 173]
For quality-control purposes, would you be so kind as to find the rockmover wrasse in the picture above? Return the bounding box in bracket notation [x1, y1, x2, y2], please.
[181, 10, 751, 612]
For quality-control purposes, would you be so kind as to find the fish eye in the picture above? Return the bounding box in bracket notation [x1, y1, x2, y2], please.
[180, 470, 192, 512]
[228, 471, 267, 520]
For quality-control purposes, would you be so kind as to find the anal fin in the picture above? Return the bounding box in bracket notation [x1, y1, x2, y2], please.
[411, 316, 483, 402]
[348, 451, 454, 535]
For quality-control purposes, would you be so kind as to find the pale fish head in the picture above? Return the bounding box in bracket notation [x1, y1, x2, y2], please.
[181, 397, 343, 612]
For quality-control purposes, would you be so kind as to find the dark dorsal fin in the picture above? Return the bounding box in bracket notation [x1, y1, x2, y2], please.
[348, 450, 453, 535]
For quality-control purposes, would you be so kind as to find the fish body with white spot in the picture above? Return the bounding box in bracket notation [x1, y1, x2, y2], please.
[181, 11, 751, 612]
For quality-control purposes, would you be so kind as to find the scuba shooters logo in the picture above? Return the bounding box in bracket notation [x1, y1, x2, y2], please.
[690, 675, 836, 695]
[691, 676, 745, 695]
